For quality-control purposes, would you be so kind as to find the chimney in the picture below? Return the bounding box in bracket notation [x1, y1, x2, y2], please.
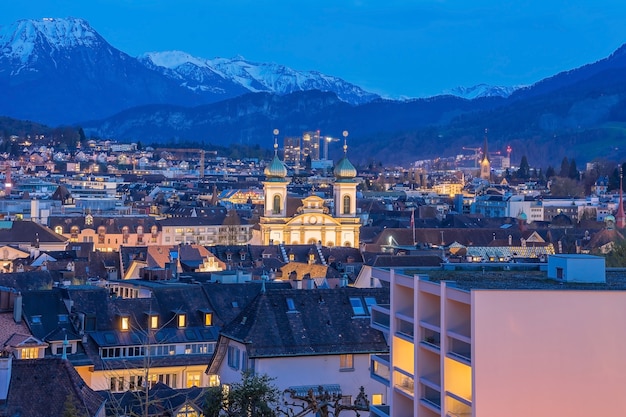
[303, 276, 315, 290]
[339, 274, 348, 288]
[13, 293, 22, 324]
[0, 355, 12, 401]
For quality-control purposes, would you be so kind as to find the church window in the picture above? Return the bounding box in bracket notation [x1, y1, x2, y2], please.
[343, 195, 351, 215]
[272, 194, 281, 214]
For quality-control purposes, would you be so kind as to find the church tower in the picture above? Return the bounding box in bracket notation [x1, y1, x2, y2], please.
[480, 128, 491, 181]
[263, 129, 288, 218]
[333, 131, 358, 218]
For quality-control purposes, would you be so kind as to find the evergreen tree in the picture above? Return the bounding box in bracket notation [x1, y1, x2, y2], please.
[568, 158, 579, 180]
[78, 127, 86, 144]
[559, 157, 570, 177]
[204, 371, 280, 417]
[603, 240, 626, 267]
[517, 155, 530, 179]
[545, 165, 556, 179]
[62, 394, 85, 417]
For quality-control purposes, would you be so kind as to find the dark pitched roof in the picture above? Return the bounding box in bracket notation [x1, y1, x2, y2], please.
[219, 287, 389, 358]
[201, 282, 269, 327]
[5, 358, 105, 417]
[0, 271, 61, 292]
[21, 290, 79, 343]
[0, 221, 66, 245]
[103, 383, 205, 417]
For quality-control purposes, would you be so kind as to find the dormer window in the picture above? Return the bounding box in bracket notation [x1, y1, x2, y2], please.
[85, 214, 93, 226]
[289, 253, 295, 261]
[177, 313, 187, 328]
[149, 315, 159, 329]
[54, 226, 63, 235]
[204, 312, 213, 327]
[120, 316, 130, 331]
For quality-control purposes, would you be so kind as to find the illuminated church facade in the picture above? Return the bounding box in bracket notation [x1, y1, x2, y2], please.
[259, 139, 360, 247]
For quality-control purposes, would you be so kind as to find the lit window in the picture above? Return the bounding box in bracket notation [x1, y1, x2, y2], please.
[186, 371, 201, 388]
[21, 347, 38, 359]
[273, 194, 281, 214]
[204, 312, 213, 326]
[54, 226, 63, 235]
[150, 315, 159, 329]
[176, 405, 199, 417]
[121, 316, 130, 331]
[339, 354, 354, 370]
[343, 195, 351, 215]
[371, 393, 383, 405]
[178, 314, 186, 328]
[208, 374, 220, 387]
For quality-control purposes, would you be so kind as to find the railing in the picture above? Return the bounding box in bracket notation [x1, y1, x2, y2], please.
[448, 338, 471, 364]
[371, 308, 390, 330]
[369, 404, 390, 417]
[396, 317, 414, 339]
[421, 328, 441, 348]
[371, 355, 390, 384]
[394, 374, 414, 397]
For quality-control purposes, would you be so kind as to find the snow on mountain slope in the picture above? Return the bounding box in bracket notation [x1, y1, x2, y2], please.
[443, 83, 520, 99]
[0, 17, 102, 64]
[141, 51, 380, 105]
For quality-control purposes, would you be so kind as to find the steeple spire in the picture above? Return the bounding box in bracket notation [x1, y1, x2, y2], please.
[616, 165, 626, 228]
[480, 128, 491, 180]
[482, 128, 489, 162]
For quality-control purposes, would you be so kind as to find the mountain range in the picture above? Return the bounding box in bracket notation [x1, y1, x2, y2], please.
[1, 17, 626, 167]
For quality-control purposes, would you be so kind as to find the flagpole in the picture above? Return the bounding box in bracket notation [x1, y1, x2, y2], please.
[411, 208, 416, 246]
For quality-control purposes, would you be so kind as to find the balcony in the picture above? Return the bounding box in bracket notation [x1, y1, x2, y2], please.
[371, 354, 390, 386]
[396, 315, 414, 340]
[371, 305, 390, 332]
[447, 337, 471, 365]
[393, 370, 414, 398]
[446, 391, 472, 417]
[420, 385, 441, 411]
[370, 404, 390, 417]
[420, 327, 441, 351]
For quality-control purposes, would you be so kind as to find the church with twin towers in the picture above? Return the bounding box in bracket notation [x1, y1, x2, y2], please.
[259, 130, 361, 248]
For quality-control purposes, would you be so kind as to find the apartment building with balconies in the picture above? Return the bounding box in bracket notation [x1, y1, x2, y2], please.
[368, 255, 626, 417]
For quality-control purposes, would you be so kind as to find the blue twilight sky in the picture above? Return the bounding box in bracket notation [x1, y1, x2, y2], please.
[2, 0, 626, 99]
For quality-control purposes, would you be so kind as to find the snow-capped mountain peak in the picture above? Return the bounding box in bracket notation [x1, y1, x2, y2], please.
[443, 83, 521, 99]
[0, 17, 102, 62]
[141, 50, 380, 104]
[142, 50, 209, 69]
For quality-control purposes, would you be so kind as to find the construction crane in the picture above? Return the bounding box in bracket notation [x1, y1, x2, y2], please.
[462, 146, 482, 168]
[322, 136, 340, 160]
[156, 148, 217, 179]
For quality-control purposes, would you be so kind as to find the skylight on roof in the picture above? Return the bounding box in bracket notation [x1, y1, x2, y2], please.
[349, 297, 366, 316]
